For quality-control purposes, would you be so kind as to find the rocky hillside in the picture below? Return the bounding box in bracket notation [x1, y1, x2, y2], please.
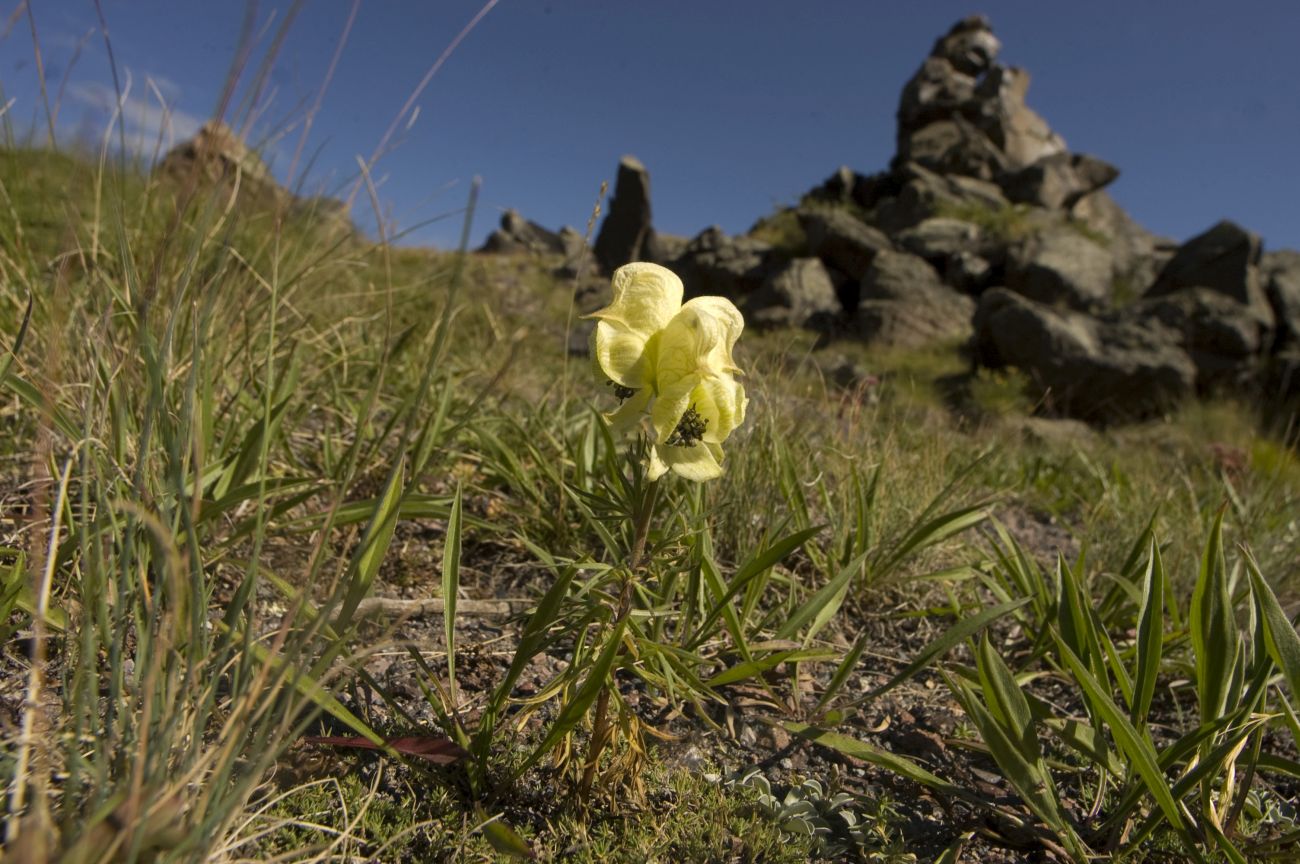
[478, 15, 1300, 424]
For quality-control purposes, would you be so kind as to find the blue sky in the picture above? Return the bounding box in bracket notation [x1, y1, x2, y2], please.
[4, 1, 1298, 252]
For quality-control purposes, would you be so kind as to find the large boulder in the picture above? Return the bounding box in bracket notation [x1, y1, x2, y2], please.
[1006, 226, 1114, 311]
[670, 226, 773, 300]
[594, 156, 655, 274]
[1147, 221, 1269, 314]
[999, 152, 1120, 210]
[798, 207, 892, 281]
[1263, 250, 1300, 351]
[973, 288, 1196, 422]
[743, 257, 842, 331]
[854, 249, 975, 346]
[1137, 288, 1272, 389]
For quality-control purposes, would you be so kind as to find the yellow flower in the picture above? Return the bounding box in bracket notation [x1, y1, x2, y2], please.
[587, 262, 748, 481]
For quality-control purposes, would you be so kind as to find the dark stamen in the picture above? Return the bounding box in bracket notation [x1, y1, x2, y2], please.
[666, 404, 708, 447]
[608, 382, 638, 402]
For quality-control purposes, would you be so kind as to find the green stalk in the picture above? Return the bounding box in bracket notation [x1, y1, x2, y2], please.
[578, 470, 659, 796]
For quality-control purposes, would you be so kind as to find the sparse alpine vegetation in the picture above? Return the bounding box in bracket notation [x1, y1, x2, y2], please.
[4, 14, 1300, 864]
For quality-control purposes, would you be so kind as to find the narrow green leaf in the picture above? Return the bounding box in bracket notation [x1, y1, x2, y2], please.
[517, 618, 626, 776]
[706, 648, 836, 688]
[689, 525, 823, 649]
[336, 461, 406, 628]
[774, 549, 866, 641]
[699, 547, 751, 661]
[444, 483, 463, 709]
[815, 632, 870, 714]
[1245, 552, 1300, 700]
[1053, 635, 1186, 833]
[1190, 510, 1235, 722]
[1132, 539, 1165, 729]
[879, 504, 988, 578]
[0, 290, 33, 392]
[976, 635, 1039, 763]
[955, 679, 1074, 845]
[475, 808, 536, 859]
[783, 723, 964, 797]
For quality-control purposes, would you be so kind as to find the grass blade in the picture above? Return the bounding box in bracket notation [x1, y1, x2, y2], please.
[444, 482, 463, 710]
[1132, 538, 1165, 729]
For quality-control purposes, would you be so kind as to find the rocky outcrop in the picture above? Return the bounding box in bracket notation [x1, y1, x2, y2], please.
[473, 16, 1299, 424]
[594, 156, 656, 274]
[1000, 153, 1119, 210]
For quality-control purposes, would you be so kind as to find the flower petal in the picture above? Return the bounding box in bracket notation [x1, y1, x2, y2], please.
[693, 375, 746, 444]
[587, 263, 683, 333]
[592, 322, 659, 388]
[586, 263, 683, 388]
[603, 387, 652, 436]
[680, 296, 745, 375]
[652, 440, 723, 481]
[651, 372, 700, 444]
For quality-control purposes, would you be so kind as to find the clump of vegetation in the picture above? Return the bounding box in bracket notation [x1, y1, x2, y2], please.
[747, 205, 808, 257]
[934, 199, 1037, 243]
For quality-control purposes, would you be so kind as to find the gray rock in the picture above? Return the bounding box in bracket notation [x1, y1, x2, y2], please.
[897, 56, 979, 142]
[1137, 288, 1271, 389]
[1070, 189, 1172, 296]
[1148, 220, 1269, 316]
[874, 162, 1008, 235]
[897, 217, 982, 259]
[973, 65, 1068, 171]
[899, 117, 1009, 180]
[1000, 153, 1119, 210]
[855, 249, 975, 346]
[1006, 226, 1113, 310]
[744, 257, 842, 330]
[896, 16, 1000, 145]
[594, 155, 654, 274]
[671, 226, 773, 300]
[798, 207, 892, 281]
[897, 217, 992, 293]
[1263, 250, 1300, 351]
[554, 226, 596, 278]
[644, 231, 689, 266]
[479, 209, 566, 255]
[973, 288, 1195, 422]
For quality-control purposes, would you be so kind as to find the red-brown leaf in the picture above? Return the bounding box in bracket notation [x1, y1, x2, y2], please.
[303, 734, 468, 765]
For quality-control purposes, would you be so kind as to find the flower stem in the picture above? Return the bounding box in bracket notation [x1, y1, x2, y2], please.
[578, 475, 659, 797]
